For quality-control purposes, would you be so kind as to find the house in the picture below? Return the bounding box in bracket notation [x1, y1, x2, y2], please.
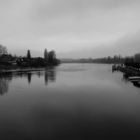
[0, 54, 17, 66]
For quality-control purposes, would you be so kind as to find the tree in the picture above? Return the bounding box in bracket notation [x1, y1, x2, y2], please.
[44, 49, 48, 61]
[124, 57, 134, 67]
[27, 50, 31, 59]
[48, 50, 56, 63]
[0, 45, 7, 56]
[134, 53, 140, 63]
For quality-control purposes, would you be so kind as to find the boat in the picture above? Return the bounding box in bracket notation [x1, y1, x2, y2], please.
[128, 76, 140, 80]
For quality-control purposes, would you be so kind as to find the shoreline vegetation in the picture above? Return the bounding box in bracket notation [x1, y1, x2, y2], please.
[111, 53, 140, 76]
[0, 44, 140, 76]
[0, 45, 60, 73]
[61, 53, 140, 65]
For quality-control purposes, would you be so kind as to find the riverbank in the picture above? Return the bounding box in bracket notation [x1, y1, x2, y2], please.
[112, 65, 140, 76]
[0, 65, 58, 74]
[0, 68, 46, 74]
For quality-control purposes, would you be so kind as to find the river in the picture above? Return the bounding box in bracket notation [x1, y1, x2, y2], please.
[0, 63, 140, 140]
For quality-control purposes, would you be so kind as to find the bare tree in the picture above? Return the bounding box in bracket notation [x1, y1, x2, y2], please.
[0, 45, 7, 56]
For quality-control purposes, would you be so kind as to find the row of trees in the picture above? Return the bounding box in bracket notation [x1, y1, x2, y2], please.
[92, 54, 140, 69]
[124, 53, 140, 69]
[26, 49, 58, 64]
[0, 44, 60, 68]
[16, 49, 60, 67]
[92, 55, 124, 64]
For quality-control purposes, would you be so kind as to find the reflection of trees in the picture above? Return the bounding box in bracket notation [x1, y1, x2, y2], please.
[14, 68, 56, 86]
[37, 71, 41, 78]
[27, 73, 32, 84]
[45, 71, 48, 85]
[49, 70, 56, 82]
[0, 75, 11, 96]
[44, 68, 56, 85]
[0, 68, 57, 95]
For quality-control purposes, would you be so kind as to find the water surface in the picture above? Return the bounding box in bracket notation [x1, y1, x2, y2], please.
[0, 64, 140, 140]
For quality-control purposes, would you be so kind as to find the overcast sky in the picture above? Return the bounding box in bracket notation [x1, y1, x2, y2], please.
[0, 0, 140, 58]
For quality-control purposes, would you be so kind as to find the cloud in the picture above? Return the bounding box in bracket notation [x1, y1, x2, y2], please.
[59, 31, 140, 58]
[32, 0, 140, 18]
[0, 0, 140, 57]
[111, 31, 140, 55]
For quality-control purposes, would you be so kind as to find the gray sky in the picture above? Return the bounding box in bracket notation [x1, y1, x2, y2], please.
[0, 0, 140, 58]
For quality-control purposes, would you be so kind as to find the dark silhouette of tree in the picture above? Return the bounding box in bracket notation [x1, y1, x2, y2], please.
[134, 53, 140, 63]
[27, 50, 31, 59]
[44, 49, 48, 62]
[48, 50, 56, 64]
[0, 47, 60, 68]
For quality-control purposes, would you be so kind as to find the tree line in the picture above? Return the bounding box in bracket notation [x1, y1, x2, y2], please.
[0, 44, 60, 68]
[92, 53, 140, 69]
[124, 53, 140, 69]
[61, 53, 140, 69]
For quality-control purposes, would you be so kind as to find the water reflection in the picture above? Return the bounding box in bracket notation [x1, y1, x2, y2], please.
[0, 67, 56, 95]
[44, 68, 56, 85]
[0, 75, 12, 95]
[122, 74, 140, 88]
[132, 81, 140, 88]
[1, 64, 140, 139]
[27, 73, 32, 84]
[37, 71, 41, 78]
[122, 74, 129, 83]
[112, 67, 140, 88]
